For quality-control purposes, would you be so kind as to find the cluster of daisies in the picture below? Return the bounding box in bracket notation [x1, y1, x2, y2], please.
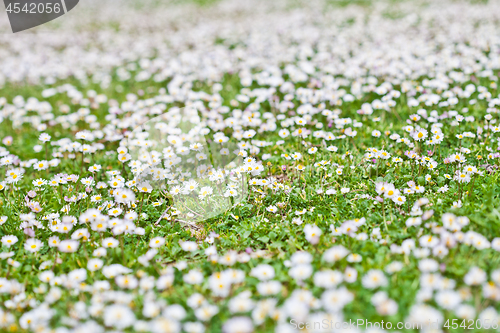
[1, 0, 500, 332]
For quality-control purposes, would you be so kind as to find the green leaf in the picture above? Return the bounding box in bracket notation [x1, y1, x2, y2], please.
[258, 236, 270, 244]
[270, 241, 284, 249]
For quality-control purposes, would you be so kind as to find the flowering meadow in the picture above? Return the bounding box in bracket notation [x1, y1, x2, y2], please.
[1, 0, 500, 332]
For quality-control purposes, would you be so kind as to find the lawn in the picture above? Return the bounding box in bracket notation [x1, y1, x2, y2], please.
[1, 0, 500, 332]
